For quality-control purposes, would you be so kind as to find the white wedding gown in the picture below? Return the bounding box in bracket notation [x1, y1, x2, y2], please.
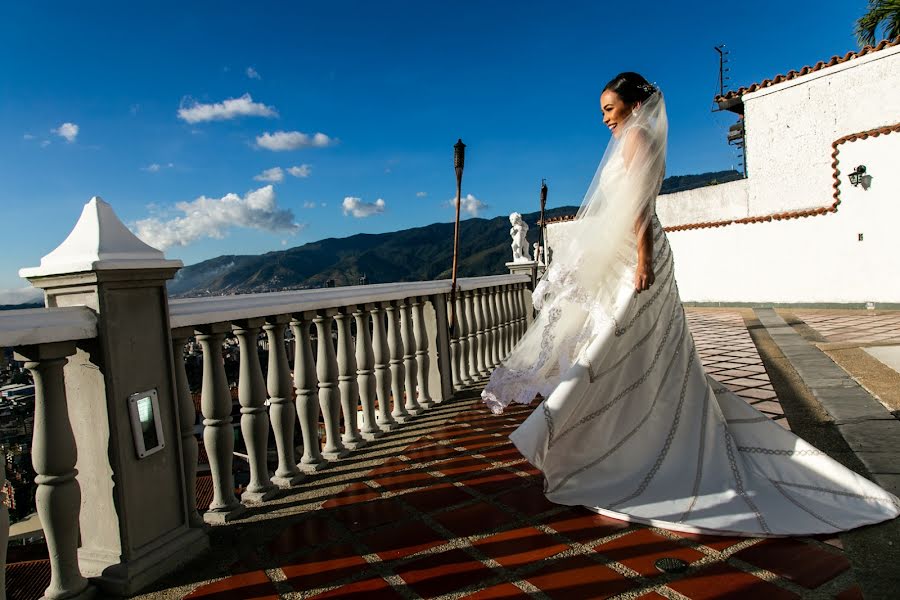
[483, 112, 899, 536]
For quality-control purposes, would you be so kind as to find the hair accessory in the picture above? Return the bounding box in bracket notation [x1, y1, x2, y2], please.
[638, 82, 657, 95]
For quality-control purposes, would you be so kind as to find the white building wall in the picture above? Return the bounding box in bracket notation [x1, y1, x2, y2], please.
[743, 45, 900, 216]
[543, 46, 900, 305]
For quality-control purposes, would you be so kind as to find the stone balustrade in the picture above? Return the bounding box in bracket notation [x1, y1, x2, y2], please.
[166, 275, 531, 523]
[0, 306, 98, 600]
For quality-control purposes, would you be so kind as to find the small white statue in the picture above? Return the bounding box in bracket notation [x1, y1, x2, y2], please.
[533, 242, 544, 266]
[509, 212, 531, 263]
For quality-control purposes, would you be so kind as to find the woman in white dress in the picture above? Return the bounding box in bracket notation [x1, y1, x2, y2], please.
[482, 72, 899, 537]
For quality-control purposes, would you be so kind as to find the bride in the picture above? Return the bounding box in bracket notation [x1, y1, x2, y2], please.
[482, 72, 899, 536]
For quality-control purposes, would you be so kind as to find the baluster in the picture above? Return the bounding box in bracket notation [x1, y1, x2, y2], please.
[371, 303, 400, 430]
[196, 325, 245, 523]
[428, 293, 454, 403]
[353, 304, 383, 439]
[495, 286, 508, 359]
[336, 307, 366, 449]
[474, 289, 491, 377]
[400, 299, 423, 415]
[291, 314, 326, 471]
[0, 448, 6, 600]
[264, 316, 304, 487]
[479, 288, 494, 371]
[171, 328, 204, 526]
[487, 287, 501, 368]
[464, 290, 480, 382]
[232, 320, 277, 502]
[456, 291, 473, 386]
[502, 286, 514, 355]
[411, 296, 434, 407]
[386, 301, 411, 422]
[513, 284, 525, 341]
[447, 295, 462, 389]
[17, 343, 92, 600]
[314, 310, 349, 459]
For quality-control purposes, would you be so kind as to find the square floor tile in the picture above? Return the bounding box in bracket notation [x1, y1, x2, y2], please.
[666, 561, 800, 599]
[311, 576, 404, 599]
[400, 483, 473, 513]
[542, 508, 631, 544]
[332, 496, 408, 533]
[359, 520, 445, 560]
[403, 444, 461, 462]
[394, 548, 494, 598]
[267, 516, 336, 555]
[524, 553, 636, 599]
[463, 583, 531, 598]
[459, 470, 524, 495]
[593, 529, 704, 577]
[322, 482, 379, 508]
[185, 570, 279, 599]
[479, 446, 526, 463]
[474, 526, 568, 568]
[367, 457, 410, 478]
[734, 538, 850, 589]
[281, 543, 368, 593]
[439, 456, 493, 476]
[372, 470, 436, 492]
[669, 530, 749, 553]
[493, 485, 558, 517]
[433, 501, 517, 538]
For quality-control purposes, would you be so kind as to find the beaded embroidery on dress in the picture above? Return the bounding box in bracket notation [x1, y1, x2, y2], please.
[481, 91, 899, 536]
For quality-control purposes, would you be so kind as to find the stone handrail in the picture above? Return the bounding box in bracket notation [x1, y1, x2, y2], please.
[167, 274, 533, 526]
[0, 306, 99, 600]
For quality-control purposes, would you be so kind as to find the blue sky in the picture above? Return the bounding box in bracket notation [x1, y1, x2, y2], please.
[0, 1, 871, 299]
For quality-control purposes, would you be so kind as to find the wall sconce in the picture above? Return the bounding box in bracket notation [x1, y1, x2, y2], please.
[848, 165, 867, 187]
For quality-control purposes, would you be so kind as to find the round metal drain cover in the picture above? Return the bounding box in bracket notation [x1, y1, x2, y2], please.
[654, 557, 689, 574]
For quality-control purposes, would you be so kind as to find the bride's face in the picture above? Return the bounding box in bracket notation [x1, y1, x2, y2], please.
[600, 90, 636, 139]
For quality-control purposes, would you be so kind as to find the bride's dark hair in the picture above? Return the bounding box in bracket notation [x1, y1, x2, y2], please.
[603, 72, 657, 105]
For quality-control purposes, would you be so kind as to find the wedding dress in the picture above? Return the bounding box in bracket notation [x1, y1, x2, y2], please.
[482, 91, 899, 536]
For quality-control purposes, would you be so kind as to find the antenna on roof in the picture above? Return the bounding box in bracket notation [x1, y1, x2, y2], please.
[714, 44, 730, 98]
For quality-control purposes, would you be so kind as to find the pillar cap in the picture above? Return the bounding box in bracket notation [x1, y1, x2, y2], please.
[20, 196, 182, 279]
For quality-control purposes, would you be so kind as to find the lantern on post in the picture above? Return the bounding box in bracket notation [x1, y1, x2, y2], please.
[449, 139, 466, 335]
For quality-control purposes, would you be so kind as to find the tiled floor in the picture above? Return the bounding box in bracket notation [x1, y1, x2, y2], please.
[686, 310, 788, 429]
[791, 311, 900, 344]
[9, 309, 865, 600]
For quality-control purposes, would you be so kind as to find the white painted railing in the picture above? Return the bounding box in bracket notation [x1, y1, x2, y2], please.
[167, 275, 532, 524]
[0, 306, 98, 600]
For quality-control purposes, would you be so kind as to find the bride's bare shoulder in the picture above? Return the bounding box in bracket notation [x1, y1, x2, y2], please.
[622, 126, 651, 167]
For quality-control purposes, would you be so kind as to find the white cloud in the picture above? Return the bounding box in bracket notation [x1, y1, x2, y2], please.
[450, 193, 488, 217]
[0, 286, 42, 306]
[288, 164, 312, 178]
[342, 197, 385, 218]
[246, 67, 261, 80]
[40, 140, 51, 148]
[23, 133, 35, 140]
[53, 122, 79, 143]
[142, 162, 174, 173]
[254, 167, 284, 183]
[177, 93, 277, 124]
[133, 185, 303, 251]
[416, 191, 428, 198]
[256, 131, 335, 151]
[302, 201, 317, 209]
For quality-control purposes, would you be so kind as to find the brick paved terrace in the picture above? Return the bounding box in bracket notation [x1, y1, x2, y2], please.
[9, 307, 900, 599]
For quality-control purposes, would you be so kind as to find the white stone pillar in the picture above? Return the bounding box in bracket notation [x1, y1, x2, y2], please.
[196, 325, 246, 522]
[411, 296, 434, 408]
[400, 299, 422, 415]
[314, 310, 349, 459]
[335, 307, 366, 450]
[20, 197, 208, 594]
[291, 314, 326, 471]
[474, 289, 490, 377]
[425, 294, 453, 403]
[464, 290, 480, 382]
[232, 319, 278, 503]
[447, 296, 462, 389]
[170, 328, 204, 526]
[386, 301, 411, 422]
[18, 342, 93, 600]
[371, 304, 400, 430]
[353, 304, 383, 439]
[264, 316, 304, 487]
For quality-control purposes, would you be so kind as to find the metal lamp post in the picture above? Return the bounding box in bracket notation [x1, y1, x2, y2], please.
[538, 179, 548, 265]
[449, 139, 466, 334]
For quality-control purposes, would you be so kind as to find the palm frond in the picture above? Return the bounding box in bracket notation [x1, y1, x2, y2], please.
[855, 0, 900, 47]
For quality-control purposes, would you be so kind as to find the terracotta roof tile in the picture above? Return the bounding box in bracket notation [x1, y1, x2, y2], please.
[716, 37, 900, 102]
